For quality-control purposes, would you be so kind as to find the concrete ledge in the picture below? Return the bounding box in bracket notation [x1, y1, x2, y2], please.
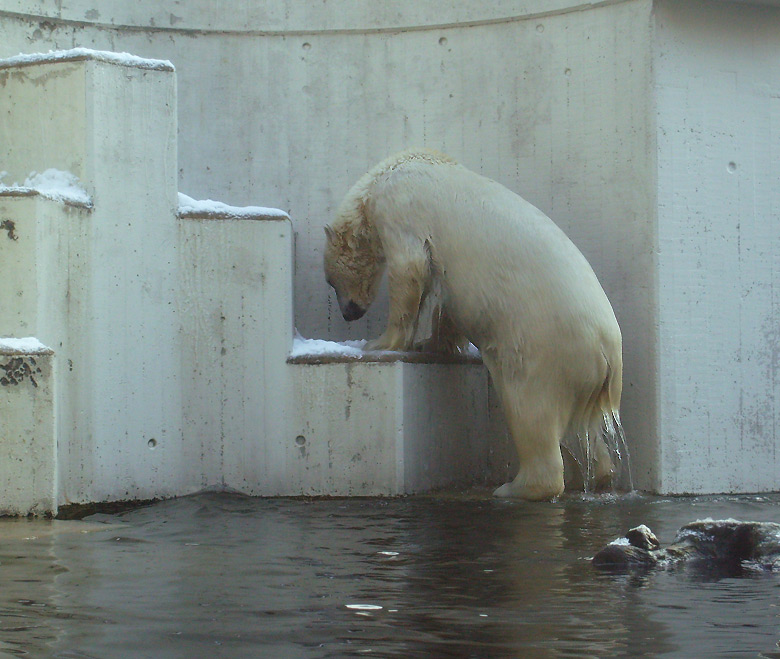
[0, 187, 94, 210]
[0, 47, 174, 72]
[287, 337, 483, 365]
[0, 337, 53, 356]
[288, 350, 482, 365]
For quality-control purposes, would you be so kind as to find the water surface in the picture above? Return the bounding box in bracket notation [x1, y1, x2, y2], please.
[1, 492, 779, 658]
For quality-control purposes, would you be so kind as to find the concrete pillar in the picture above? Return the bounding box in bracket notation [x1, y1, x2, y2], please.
[0, 51, 185, 505]
[653, 0, 780, 494]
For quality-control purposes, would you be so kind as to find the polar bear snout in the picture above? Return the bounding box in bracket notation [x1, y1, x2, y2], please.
[340, 299, 367, 322]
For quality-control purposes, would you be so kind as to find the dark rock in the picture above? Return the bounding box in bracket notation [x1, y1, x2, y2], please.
[593, 520, 780, 572]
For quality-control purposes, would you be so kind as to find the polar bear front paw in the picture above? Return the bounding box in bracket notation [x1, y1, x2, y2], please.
[364, 335, 403, 352]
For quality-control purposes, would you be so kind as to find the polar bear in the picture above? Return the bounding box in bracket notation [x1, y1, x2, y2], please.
[323, 149, 623, 501]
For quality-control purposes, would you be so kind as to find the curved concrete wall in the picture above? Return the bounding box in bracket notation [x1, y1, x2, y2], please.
[0, 1, 635, 32]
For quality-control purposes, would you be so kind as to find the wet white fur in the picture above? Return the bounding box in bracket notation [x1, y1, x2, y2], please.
[325, 150, 623, 500]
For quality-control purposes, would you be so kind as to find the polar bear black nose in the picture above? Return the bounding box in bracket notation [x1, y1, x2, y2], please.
[342, 300, 366, 322]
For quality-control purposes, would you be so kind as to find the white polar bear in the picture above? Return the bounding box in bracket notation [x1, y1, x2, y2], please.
[324, 150, 623, 501]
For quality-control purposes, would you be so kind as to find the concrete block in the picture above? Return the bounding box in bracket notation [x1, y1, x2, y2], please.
[289, 354, 512, 496]
[178, 205, 294, 495]
[0, 339, 55, 516]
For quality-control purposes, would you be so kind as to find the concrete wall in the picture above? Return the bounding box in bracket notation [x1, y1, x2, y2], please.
[0, 1, 778, 498]
[654, 0, 780, 493]
[0, 1, 659, 483]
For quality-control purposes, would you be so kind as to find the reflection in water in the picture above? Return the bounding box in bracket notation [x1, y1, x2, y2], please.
[0, 493, 778, 657]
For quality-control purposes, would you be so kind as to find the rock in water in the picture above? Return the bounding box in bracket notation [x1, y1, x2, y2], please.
[593, 520, 780, 572]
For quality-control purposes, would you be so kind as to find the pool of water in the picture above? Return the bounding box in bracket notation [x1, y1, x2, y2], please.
[1, 491, 779, 658]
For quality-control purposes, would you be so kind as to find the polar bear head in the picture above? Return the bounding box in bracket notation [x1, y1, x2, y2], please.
[323, 218, 385, 322]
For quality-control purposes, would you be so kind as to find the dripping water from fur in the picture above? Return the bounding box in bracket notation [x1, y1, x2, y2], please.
[562, 412, 633, 494]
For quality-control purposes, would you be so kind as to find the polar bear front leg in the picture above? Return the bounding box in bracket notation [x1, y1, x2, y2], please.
[413, 305, 468, 354]
[365, 256, 429, 351]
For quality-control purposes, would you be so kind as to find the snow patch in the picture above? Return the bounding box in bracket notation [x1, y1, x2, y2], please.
[178, 193, 288, 220]
[0, 337, 51, 353]
[290, 332, 483, 360]
[290, 333, 367, 359]
[608, 537, 631, 547]
[24, 169, 90, 205]
[0, 48, 174, 72]
[0, 169, 92, 207]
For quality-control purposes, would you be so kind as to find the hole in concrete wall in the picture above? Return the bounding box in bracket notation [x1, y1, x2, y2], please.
[302, 42, 311, 51]
[727, 161, 737, 173]
[438, 37, 448, 46]
[536, 24, 545, 33]
[147, 438, 158, 450]
[295, 435, 306, 447]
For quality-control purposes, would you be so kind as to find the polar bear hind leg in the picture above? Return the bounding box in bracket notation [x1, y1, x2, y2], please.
[490, 374, 568, 501]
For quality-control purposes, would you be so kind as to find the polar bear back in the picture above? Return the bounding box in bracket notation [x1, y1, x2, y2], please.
[365, 158, 620, 366]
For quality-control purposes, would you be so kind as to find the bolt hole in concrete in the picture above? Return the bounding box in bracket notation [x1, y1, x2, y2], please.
[728, 161, 738, 173]
[1, 492, 779, 656]
[147, 438, 157, 450]
[295, 435, 306, 446]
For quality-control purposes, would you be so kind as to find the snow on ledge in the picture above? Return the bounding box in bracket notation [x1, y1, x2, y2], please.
[178, 193, 289, 221]
[290, 336, 368, 359]
[0, 47, 174, 72]
[0, 337, 53, 355]
[0, 169, 92, 208]
[288, 333, 482, 365]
